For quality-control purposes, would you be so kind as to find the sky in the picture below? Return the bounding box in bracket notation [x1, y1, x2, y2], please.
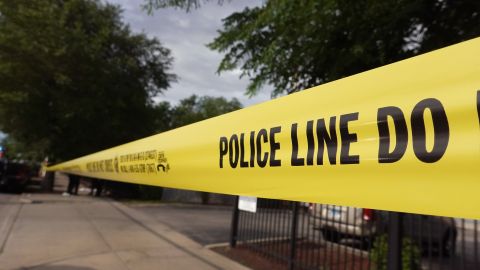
[0, 1, 272, 142]
[107, 0, 272, 107]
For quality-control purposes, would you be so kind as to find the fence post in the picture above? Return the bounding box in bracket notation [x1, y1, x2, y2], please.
[387, 211, 403, 270]
[289, 202, 300, 270]
[230, 196, 240, 247]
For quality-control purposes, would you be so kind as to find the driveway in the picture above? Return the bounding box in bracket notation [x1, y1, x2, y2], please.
[131, 203, 234, 246]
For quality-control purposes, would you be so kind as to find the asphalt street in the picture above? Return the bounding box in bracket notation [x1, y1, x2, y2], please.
[132, 201, 480, 269]
[131, 203, 234, 246]
[131, 203, 296, 246]
[0, 179, 249, 270]
[2, 180, 479, 269]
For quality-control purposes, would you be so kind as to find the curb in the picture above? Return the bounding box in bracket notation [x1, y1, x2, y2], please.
[111, 201, 251, 270]
[0, 196, 22, 254]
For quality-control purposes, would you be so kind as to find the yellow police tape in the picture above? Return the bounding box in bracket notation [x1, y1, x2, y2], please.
[49, 38, 480, 219]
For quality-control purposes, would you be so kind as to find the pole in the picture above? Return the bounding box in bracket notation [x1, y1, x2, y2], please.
[289, 202, 300, 270]
[230, 196, 240, 247]
[387, 211, 403, 270]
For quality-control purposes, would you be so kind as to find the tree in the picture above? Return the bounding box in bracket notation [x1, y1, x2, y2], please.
[0, 136, 43, 162]
[143, 0, 225, 13]
[0, 0, 176, 161]
[145, 0, 480, 97]
[169, 95, 242, 128]
[151, 101, 173, 133]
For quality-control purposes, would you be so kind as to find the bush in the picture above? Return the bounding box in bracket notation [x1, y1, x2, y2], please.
[370, 234, 421, 270]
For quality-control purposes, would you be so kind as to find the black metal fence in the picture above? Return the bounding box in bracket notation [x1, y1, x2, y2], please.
[230, 198, 479, 270]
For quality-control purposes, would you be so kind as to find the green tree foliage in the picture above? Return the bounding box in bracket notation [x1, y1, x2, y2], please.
[0, 136, 43, 161]
[209, 0, 480, 96]
[145, 0, 480, 97]
[143, 0, 224, 13]
[151, 101, 173, 132]
[168, 95, 242, 128]
[149, 95, 242, 134]
[0, 0, 176, 161]
[371, 234, 421, 270]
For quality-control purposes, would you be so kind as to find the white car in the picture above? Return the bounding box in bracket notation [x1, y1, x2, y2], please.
[308, 204, 457, 256]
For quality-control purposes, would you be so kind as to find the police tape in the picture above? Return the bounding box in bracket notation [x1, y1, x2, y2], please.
[49, 38, 480, 219]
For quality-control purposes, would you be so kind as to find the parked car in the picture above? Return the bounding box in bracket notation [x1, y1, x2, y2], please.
[0, 147, 32, 193]
[308, 204, 457, 256]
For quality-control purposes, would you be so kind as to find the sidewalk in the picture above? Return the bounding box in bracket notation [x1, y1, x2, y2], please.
[0, 176, 249, 270]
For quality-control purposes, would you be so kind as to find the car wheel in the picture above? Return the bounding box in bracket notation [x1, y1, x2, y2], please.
[441, 229, 457, 257]
[321, 229, 340, 243]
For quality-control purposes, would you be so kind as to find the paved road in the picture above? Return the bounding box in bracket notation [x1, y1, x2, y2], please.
[131, 203, 234, 246]
[132, 202, 480, 269]
[131, 204, 296, 246]
[0, 179, 249, 270]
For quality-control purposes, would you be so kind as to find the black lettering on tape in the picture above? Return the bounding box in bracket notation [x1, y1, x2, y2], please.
[249, 131, 255, 167]
[291, 123, 304, 166]
[340, 113, 360, 164]
[269, 126, 282, 167]
[219, 137, 228, 168]
[306, 120, 315, 165]
[377, 106, 408, 163]
[229, 134, 240, 168]
[239, 133, 249, 168]
[256, 129, 269, 168]
[411, 98, 449, 163]
[316, 117, 337, 165]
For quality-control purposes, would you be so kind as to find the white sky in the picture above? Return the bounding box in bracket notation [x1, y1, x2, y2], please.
[107, 0, 271, 107]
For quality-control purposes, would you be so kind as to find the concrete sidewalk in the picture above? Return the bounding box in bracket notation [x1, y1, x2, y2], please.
[0, 183, 248, 270]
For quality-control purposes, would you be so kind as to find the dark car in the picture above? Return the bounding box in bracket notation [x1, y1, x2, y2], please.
[0, 158, 31, 193]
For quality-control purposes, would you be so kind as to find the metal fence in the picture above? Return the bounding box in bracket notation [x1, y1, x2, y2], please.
[229, 198, 479, 270]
